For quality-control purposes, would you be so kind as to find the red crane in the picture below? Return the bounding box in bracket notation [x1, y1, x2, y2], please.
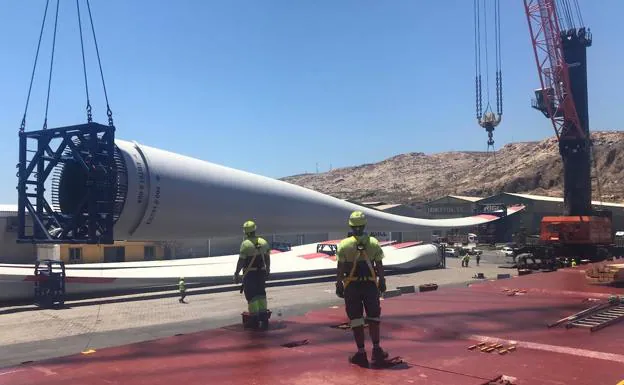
[519, 0, 616, 267]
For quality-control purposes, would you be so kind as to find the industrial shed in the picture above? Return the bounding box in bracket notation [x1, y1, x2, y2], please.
[477, 192, 624, 243]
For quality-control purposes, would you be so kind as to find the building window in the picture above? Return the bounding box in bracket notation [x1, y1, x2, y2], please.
[69, 248, 82, 263]
[104, 246, 125, 262]
[144, 246, 155, 260]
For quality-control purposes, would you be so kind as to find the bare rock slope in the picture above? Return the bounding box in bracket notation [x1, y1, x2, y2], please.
[281, 131, 624, 205]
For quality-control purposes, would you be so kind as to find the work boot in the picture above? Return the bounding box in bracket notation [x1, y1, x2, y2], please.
[258, 311, 270, 331]
[349, 351, 369, 368]
[244, 314, 259, 330]
[371, 346, 389, 364]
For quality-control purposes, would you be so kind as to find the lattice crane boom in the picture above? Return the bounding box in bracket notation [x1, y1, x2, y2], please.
[523, 0, 587, 141]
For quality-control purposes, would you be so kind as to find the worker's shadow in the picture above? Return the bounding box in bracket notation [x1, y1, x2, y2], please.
[222, 322, 289, 333]
[367, 357, 410, 371]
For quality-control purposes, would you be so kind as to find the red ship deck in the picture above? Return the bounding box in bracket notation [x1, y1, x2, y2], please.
[2, 266, 624, 385]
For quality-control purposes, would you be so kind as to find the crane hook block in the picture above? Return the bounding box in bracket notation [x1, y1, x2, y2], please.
[478, 112, 502, 129]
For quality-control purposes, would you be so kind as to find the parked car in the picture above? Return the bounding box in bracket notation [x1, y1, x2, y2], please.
[271, 242, 292, 252]
[501, 246, 514, 256]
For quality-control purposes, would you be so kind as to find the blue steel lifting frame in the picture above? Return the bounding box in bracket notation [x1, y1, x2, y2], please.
[17, 122, 116, 244]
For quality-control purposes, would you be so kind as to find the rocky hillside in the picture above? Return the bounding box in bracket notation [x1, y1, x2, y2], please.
[281, 131, 624, 205]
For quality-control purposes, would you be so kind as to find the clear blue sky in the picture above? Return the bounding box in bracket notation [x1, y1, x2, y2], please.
[0, 0, 622, 204]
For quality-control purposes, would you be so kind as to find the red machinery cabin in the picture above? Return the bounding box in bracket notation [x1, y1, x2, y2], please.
[540, 216, 613, 245]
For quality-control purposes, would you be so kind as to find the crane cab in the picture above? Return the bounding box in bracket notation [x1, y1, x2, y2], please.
[531, 87, 560, 118]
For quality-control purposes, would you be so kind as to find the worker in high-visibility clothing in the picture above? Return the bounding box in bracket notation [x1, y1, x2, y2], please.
[335, 211, 389, 368]
[234, 220, 271, 330]
[178, 277, 186, 303]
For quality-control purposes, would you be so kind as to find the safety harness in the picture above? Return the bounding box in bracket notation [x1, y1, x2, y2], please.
[239, 240, 266, 293]
[243, 240, 266, 271]
[343, 236, 378, 289]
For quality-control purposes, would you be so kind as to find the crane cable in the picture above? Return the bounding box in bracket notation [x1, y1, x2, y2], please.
[494, 0, 502, 117]
[19, 0, 114, 132]
[20, 0, 51, 133]
[474, 0, 482, 122]
[85, 0, 114, 127]
[557, 0, 585, 31]
[473, 0, 503, 161]
[474, 1, 503, 142]
[474, 0, 503, 185]
[483, 1, 490, 112]
[43, 0, 60, 131]
[76, 0, 92, 123]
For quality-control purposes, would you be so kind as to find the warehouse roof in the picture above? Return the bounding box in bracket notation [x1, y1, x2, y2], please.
[505, 193, 624, 208]
[426, 195, 483, 205]
[360, 201, 386, 207]
[0, 204, 18, 216]
[374, 204, 404, 210]
[448, 195, 483, 202]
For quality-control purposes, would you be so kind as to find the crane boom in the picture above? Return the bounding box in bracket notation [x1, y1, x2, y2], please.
[523, 0, 585, 141]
